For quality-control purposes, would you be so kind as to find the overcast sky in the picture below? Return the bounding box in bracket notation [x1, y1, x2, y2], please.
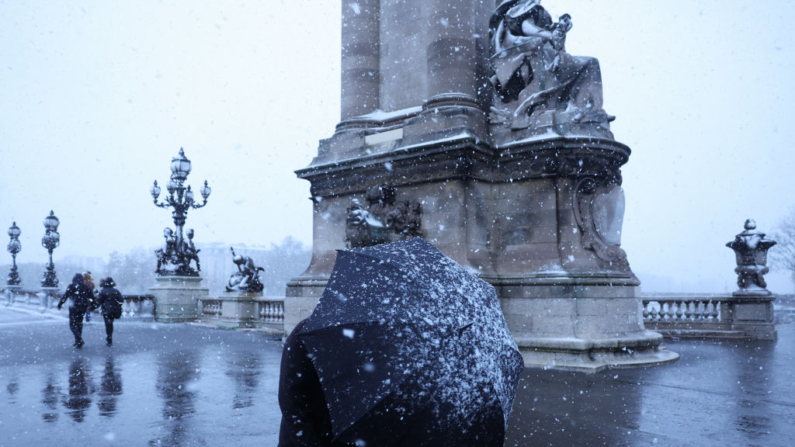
[1, 1, 794, 293]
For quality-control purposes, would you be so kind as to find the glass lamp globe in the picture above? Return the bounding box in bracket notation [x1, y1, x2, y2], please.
[150, 181, 162, 199]
[170, 148, 192, 181]
[43, 211, 60, 232]
[8, 222, 21, 239]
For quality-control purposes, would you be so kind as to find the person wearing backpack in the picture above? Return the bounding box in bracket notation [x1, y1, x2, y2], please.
[94, 277, 123, 347]
[57, 273, 94, 349]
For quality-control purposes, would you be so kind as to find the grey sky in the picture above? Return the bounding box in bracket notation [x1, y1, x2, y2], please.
[1, 1, 794, 293]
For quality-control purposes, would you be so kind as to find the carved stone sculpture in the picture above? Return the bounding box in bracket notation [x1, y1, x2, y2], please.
[345, 185, 423, 248]
[727, 219, 777, 294]
[226, 248, 265, 293]
[573, 177, 630, 271]
[155, 227, 202, 276]
[489, 0, 614, 137]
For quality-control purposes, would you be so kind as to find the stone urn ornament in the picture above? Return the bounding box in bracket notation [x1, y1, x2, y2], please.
[726, 219, 777, 295]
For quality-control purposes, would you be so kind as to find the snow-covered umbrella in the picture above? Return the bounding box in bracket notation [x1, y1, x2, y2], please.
[298, 238, 524, 446]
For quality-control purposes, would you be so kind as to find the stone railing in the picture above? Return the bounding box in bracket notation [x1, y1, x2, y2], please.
[199, 298, 223, 321]
[255, 297, 285, 331]
[643, 294, 776, 340]
[2, 287, 155, 321]
[196, 295, 284, 333]
[2, 289, 55, 311]
[120, 295, 156, 321]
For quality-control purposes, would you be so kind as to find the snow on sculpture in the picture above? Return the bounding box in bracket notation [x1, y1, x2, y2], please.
[489, 0, 614, 138]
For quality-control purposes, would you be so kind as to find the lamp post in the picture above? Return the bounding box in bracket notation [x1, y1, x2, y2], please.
[41, 211, 60, 288]
[150, 148, 211, 276]
[6, 222, 22, 287]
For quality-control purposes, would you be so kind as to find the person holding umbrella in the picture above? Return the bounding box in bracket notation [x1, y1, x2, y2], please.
[278, 238, 524, 446]
[94, 277, 123, 347]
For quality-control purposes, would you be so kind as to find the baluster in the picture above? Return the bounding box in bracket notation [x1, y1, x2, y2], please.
[642, 302, 650, 319]
[266, 303, 275, 322]
[675, 301, 684, 321]
[684, 301, 693, 320]
[259, 303, 265, 320]
[276, 302, 284, 322]
[693, 301, 703, 320]
[651, 304, 659, 321]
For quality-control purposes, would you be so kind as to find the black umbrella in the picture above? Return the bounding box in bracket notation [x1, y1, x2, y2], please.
[298, 238, 524, 446]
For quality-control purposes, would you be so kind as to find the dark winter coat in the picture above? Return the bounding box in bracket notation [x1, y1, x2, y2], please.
[58, 274, 94, 313]
[278, 319, 339, 447]
[95, 286, 123, 319]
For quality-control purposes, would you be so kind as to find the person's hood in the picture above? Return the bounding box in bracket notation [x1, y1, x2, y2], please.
[71, 273, 85, 285]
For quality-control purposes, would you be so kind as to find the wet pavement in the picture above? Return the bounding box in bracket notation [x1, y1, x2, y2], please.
[1, 306, 793, 446]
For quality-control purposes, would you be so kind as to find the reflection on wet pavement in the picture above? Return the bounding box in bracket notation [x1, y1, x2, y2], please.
[225, 351, 262, 410]
[64, 358, 93, 423]
[0, 307, 793, 446]
[98, 355, 122, 417]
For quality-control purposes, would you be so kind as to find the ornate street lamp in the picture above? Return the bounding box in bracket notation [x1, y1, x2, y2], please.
[151, 148, 211, 276]
[6, 222, 22, 287]
[41, 211, 60, 288]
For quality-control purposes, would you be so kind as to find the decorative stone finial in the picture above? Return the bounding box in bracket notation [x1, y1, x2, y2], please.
[727, 219, 777, 295]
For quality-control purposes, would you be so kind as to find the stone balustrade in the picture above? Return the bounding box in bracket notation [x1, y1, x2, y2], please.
[643, 294, 776, 340]
[197, 294, 284, 333]
[199, 298, 223, 321]
[2, 287, 155, 321]
[255, 297, 285, 331]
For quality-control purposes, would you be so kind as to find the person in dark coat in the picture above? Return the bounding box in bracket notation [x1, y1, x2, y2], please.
[57, 273, 94, 348]
[278, 319, 338, 447]
[94, 277, 123, 346]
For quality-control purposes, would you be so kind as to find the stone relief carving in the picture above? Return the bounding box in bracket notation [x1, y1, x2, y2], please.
[489, 0, 614, 137]
[345, 185, 423, 248]
[226, 247, 265, 293]
[573, 177, 630, 271]
[726, 219, 777, 293]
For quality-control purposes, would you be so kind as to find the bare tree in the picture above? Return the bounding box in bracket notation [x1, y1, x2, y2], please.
[771, 207, 795, 285]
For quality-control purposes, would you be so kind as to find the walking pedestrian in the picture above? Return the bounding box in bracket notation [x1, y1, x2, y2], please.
[83, 271, 96, 323]
[94, 277, 123, 347]
[57, 273, 94, 349]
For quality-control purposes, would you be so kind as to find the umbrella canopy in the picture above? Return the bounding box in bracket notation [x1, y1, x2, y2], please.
[298, 238, 524, 446]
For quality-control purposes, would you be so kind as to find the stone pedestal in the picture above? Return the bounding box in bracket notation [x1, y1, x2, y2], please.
[288, 1, 678, 371]
[4, 285, 21, 306]
[149, 276, 208, 323]
[728, 292, 777, 341]
[219, 291, 260, 328]
[40, 287, 58, 313]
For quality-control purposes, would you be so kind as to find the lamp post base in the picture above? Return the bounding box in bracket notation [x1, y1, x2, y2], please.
[149, 276, 209, 323]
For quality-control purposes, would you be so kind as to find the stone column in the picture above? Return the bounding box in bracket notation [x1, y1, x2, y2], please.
[424, 1, 479, 110]
[340, 0, 380, 122]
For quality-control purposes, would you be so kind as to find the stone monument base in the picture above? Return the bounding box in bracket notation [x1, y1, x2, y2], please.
[149, 276, 208, 323]
[727, 291, 777, 341]
[219, 291, 260, 328]
[496, 281, 679, 372]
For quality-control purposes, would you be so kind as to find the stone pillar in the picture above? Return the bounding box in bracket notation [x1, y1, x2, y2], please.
[40, 287, 58, 313]
[149, 276, 209, 323]
[340, 0, 380, 122]
[424, 1, 479, 110]
[219, 291, 260, 328]
[4, 285, 21, 306]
